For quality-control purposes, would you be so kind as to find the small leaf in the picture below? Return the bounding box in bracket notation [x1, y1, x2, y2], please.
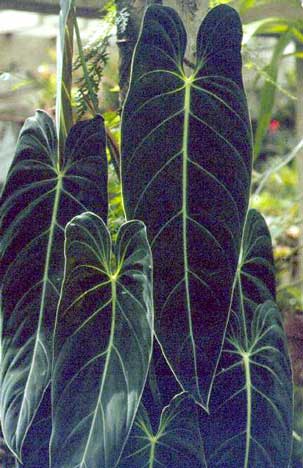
[119, 392, 206, 467]
[121, 4, 252, 407]
[50, 213, 153, 468]
[0, 111, 107, 461]
[200, 210, 293, 467]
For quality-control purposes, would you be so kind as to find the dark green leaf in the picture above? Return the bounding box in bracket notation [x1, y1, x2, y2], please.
[0, 111, 107, 461]
[50, 213, 153, 468]
[16, 386, 51, 468]
[142, 339, 182, 430]
[200, 210, 293, 467]
[119, 392, 206, 467]
[56, 0, 74, 157]
[121, 4, 252, 407]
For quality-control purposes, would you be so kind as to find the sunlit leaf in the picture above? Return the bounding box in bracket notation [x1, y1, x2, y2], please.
[242, 18, 288, 45]
[121, 4, 252, 407]
[50, 213, 153, 468]
[0, 111, 107, 461]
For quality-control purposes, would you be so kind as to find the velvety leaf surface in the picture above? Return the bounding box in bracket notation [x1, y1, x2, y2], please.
[141, 339, 183, 432]
[119, 392, 206, 467]
[200, 209, 293, 467]
[121, 4, 252, 407]
[16, 386, 51, 468]
[0, 111, 107, 461]
[50, 213, 153, 468]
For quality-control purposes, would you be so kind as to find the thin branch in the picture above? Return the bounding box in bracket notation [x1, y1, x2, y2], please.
[253, 137, 303, 197]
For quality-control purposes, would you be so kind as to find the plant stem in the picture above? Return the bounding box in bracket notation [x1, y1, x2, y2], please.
[106, 128, 121, 181]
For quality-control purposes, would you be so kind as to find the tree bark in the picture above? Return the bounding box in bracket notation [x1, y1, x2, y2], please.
[163, 0, 209, 64]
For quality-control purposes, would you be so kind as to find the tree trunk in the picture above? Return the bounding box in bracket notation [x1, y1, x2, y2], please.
[163, 0, 209, 64]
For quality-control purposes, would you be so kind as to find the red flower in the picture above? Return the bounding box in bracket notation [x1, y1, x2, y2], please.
[269, 119, 280, 134]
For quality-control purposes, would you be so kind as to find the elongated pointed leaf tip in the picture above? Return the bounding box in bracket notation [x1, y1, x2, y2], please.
[200, 210, 292, 467]
[122, 2, 251, 407]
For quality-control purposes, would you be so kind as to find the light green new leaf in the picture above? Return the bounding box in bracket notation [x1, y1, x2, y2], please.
[122, 4, 252, 407]
[0, 111, 108, 461]
[50, 213, 153, 468]
[119, 392, 206, 468]
[200, 210, 293, 467]
[242, 18, 289, 45]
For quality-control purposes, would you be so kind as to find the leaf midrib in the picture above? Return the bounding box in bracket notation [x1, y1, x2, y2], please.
[79, 277, 117, 468]
[182, 79, 201, 402]
[243, 352, 252, 468]
[17, 174, 63, 456]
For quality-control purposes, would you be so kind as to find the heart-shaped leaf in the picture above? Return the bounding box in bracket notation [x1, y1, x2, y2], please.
[121, 4, 252, 407]
[50, 213, 153, 468]
[200, 209, 293, 467]
[0, 111, 107, 461]
[119, 392, 206, 467]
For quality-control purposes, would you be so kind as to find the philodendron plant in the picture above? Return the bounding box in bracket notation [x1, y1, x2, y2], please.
[0, 3, 293, 467]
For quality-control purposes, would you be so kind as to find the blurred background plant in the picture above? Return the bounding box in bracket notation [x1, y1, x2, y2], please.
[0, 0, 303, 465]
